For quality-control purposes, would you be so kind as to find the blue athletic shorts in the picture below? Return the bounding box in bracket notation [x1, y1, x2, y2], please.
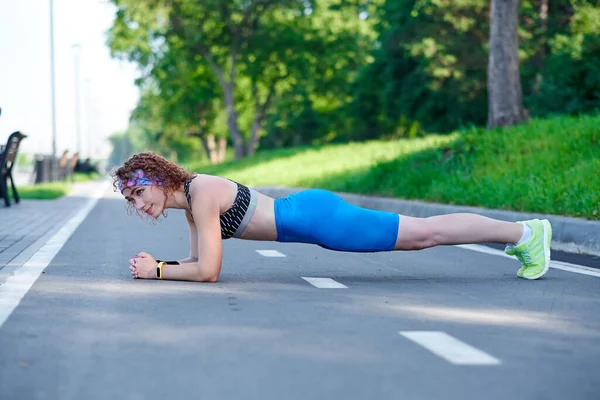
[274, 189, 399, 252]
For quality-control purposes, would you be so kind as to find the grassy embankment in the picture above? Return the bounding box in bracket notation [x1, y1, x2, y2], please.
[187, 114, 599, 220]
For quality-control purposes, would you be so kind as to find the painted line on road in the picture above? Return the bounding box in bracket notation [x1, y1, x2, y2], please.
[456, 244, 600, 278]
[0, 182, 109, 329]
[399, 331, 501, 366]
[302, 277, 348, 289]
[256, 250, 286, 257]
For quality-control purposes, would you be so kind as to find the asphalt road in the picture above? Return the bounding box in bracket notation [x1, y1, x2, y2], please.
[1, 188, 599, 400]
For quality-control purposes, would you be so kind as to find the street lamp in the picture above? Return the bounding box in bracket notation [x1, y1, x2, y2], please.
[49, 0, 57, 159]
[84, 78, 93, 159]
[72, 43, 82, 156]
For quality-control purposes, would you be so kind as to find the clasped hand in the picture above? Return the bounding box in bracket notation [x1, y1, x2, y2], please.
[129, 252, 157, 279]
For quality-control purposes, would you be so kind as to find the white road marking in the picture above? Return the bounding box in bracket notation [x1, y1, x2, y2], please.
[399, 331, 501, 365]
[0, 182, 108, 329]
[256, 250, 286, 257]
[456, 244, 600, 278]
[549, 260, 600, 277]
[301, 277, 348, 289]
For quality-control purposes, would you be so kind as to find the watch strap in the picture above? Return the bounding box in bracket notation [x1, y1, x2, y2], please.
[156, 261, 165, 280]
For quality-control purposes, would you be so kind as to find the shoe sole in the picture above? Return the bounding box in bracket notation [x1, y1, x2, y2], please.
[523, 219, 551, 280]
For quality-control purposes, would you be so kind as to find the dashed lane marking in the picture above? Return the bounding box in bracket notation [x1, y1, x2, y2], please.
[301, 277, 348, 289]
[399, 331, 501, 365]
[256, 250, 286, 257]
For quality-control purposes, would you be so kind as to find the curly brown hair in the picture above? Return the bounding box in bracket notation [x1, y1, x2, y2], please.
[111, 152, 195, 216]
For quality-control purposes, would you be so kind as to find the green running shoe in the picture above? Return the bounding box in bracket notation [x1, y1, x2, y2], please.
[509, 219, 552, 280]
[504, 243, 525, 277]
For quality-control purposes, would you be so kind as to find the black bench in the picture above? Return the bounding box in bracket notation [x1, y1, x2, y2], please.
[0, 131, 27, 207]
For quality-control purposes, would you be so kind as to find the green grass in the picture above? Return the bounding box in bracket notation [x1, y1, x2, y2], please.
[12, 182, 71, 200]
[186, 114, 600, 220]
[10, 172, 101, 200]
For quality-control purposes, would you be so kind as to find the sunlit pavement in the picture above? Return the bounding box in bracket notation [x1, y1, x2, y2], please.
[0, 185, 598, 400]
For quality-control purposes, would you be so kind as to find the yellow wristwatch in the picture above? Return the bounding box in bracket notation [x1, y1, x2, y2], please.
[156, 261, 165, 280]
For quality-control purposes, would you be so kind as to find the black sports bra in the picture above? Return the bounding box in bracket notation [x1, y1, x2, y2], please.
[184, 177, 253, 239]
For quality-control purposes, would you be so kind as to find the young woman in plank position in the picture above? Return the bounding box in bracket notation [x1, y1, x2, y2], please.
[113, 152, 551, 282]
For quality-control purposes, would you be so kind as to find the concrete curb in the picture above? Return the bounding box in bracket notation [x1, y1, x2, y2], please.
[254, 186, 600, 256]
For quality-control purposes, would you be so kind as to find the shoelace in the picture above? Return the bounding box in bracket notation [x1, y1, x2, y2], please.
[515, 249, 533, 266]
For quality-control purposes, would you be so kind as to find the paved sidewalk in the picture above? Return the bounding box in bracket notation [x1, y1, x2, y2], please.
[0, 181, 102, 284]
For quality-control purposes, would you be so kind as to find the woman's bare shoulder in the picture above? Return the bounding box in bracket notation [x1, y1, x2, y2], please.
[189, 174, 228, 190]
[188, 174, 236, 203]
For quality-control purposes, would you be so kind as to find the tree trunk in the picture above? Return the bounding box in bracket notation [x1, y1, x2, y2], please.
[217, 136, 227, 163]
[170, 5, 247, 160]
[223, 83, 246, 159]
[247, 117, 261, 157]
[247, 83, 276, 156]
[487, 0, 528, 128]
[200, 134, 217, 164]
[198, 134, 228, 164]
[194, 42, 245, 160]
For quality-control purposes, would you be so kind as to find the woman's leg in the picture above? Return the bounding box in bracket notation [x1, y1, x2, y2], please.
[394, 214, 552, 280]
[393, 213, 523, 250]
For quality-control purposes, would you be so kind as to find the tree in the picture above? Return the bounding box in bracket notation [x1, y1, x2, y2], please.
[262, 0, 381, 145]
[487, 0, 528, 128]
[167, 0, 317, 159]
[349, 0, 492, 136]
[153, 45, 225, 163]
[109, 0, 324, 159]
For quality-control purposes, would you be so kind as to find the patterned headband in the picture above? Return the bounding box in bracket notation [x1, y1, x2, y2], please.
[118, 169, 164, 193]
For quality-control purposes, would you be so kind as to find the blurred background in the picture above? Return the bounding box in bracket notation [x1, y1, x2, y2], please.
[0, 0, 138, 186]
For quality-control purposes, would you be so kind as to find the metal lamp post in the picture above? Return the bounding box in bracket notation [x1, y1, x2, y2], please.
[72, 43, 82, 156]
[49, 0, 57, 159]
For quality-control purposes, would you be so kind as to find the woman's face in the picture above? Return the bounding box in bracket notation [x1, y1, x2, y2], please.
[122, 185, 165, 218]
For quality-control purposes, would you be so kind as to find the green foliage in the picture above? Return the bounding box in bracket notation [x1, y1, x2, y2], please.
[532, 33, 600, 115]
[107, 132, 133, 167]
[107, 0, 381, 155]
[260, 1, 378, 146]
[351, 0, 599, 137]
[108, 0, 330, 158]
[107, 0, 600, 156]
[526, 2, 600, 115]
[128, 87, 205, 163]
[349, 0, 489, 135]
